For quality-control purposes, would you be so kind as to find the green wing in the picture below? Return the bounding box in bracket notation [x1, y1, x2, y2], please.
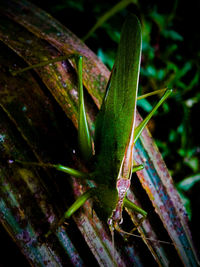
[94, 14, 142, 187]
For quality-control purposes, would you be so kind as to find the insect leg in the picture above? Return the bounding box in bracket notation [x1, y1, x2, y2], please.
[137, 88, 168, 100]
[44, 188, 96, 237]
[76, 56, 93, 162]
[10, 55, 70, 76]
[124, 197, 147, 218]
[134, 89, 173, 143]
[132, 164, 144, 173]
[13, 160, 88, 179]
[59, 188, 96, 225]
[124, 197, 147, 232]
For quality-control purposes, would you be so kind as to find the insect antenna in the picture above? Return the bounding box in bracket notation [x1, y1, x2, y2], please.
[114, 223, 174, 246]
[110, 226, 115, 267]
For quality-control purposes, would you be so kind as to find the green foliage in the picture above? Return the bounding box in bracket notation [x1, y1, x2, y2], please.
[176, 174, 200, 219]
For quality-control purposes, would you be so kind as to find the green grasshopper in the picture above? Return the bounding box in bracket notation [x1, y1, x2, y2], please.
[14, 14, 172, 234]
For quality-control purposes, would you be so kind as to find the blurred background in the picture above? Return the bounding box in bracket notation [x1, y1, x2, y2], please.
[1, 0, 200, 264]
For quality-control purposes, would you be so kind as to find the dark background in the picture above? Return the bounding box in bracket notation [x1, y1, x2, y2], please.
[1, 0, 200, 265]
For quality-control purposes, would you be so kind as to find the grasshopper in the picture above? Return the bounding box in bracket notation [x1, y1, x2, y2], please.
[14, 14, 172, 234]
